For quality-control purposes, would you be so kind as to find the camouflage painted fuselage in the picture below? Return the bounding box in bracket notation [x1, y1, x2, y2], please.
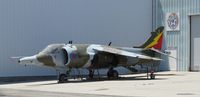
[34, 44, 155, 69]
[18, 44, 155, 69]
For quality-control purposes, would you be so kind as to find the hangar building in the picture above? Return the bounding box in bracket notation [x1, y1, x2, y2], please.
[0, 0, 199, 77]
[154, 0, 200, 71]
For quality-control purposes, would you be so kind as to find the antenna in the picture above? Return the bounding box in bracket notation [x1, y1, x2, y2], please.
[68, 41, 73, 44]
[108, 42, 112, 46]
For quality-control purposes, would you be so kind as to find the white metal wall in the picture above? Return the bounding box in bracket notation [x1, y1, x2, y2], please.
[0, 0, 153, 77]
[154, 0, 200, 71]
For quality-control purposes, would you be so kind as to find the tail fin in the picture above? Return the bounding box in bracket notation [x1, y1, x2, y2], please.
[135, 26, 164, 50]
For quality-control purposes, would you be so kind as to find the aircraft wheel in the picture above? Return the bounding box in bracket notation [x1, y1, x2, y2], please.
[112, 70, 119, 78]
[107, 69, 119, 79]
[88, 69, 94, 79]
[89, 72, 94, 79]
[58, 74, 66, 83]
[150, 71, 155, 79]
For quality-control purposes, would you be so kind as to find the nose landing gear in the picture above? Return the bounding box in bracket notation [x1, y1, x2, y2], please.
[57, 69, 71, 83]
[58, 74, 67, 83]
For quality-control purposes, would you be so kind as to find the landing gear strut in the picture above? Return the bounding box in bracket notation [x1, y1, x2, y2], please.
[58, 74, 67, 83]
[107, 67, 119, 79]
[146, 66, 156, 80]
[88, 69, 94, 79]
[150, 70, 155, 79]
[57, 69, 71, 83]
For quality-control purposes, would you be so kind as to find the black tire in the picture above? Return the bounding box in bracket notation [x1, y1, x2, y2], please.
[89, 73, 94, 79]
[107, 69, 119, 79]
[150, 74, 155, 79]
[58, 74, 66, 83]
[112, 70, 119, 78]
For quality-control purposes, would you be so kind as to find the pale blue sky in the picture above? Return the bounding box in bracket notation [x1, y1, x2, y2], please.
[0, 0, 152, 76]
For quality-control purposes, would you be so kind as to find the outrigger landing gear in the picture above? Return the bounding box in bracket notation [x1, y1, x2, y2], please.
[107, 67, 119, 79]
[146, 66, 156, 80]
[150, 70, 155, 79]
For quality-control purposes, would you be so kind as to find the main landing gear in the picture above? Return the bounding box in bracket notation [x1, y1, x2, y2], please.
[107, 67, 119, 79]
[88, 67, 119, 80]
[88, 69, 94, 79]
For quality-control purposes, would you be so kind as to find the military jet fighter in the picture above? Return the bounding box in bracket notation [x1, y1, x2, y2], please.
[12, 26, 164, 82]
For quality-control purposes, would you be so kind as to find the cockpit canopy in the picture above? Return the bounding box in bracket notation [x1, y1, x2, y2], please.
[39, 44, 65, 54]
[38, 44, 69, 65]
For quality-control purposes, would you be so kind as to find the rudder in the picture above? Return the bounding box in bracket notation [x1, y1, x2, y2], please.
[135, 26, 164, 50]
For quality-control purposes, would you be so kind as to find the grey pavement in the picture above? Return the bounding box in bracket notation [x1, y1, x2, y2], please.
[0, 72, 200, 97]
[0, 88, 129, 97]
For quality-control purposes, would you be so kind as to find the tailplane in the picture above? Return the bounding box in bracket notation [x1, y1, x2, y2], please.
[135, 26, 164, 50]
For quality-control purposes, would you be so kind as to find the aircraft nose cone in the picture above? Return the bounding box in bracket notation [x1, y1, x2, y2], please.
[19, 55, 37, 65]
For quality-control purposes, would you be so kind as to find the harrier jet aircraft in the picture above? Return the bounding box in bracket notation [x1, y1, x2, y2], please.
[12, 26, 164, 82]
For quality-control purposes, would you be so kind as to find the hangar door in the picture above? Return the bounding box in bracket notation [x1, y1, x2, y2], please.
[191, 15, 200, 71]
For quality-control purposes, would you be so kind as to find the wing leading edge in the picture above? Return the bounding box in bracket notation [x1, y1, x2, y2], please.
[93, 46, 162, 61]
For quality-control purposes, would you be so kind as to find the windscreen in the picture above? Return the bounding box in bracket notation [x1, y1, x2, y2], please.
[39, 44, 65, 54]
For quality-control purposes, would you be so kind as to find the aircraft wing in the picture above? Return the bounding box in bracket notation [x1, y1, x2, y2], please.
[93, 46, 162, 61]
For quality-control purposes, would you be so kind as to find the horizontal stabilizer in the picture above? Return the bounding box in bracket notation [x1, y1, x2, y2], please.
[150, 48, 178, 60]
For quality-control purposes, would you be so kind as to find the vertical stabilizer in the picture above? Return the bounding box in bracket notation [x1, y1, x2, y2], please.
[135, 26, 164, 50]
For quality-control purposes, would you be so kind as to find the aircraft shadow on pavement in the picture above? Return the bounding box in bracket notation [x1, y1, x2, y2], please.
[63, 76, 167, 83]
[0, 73, 176, 85]
[35, 75, 168, 86]
[0, 76, 57, 85]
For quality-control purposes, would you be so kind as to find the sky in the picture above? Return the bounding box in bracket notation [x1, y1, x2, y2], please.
[0, 0, 152, 76]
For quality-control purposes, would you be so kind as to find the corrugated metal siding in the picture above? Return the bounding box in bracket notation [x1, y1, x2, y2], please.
[154, 0, 200, 71]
